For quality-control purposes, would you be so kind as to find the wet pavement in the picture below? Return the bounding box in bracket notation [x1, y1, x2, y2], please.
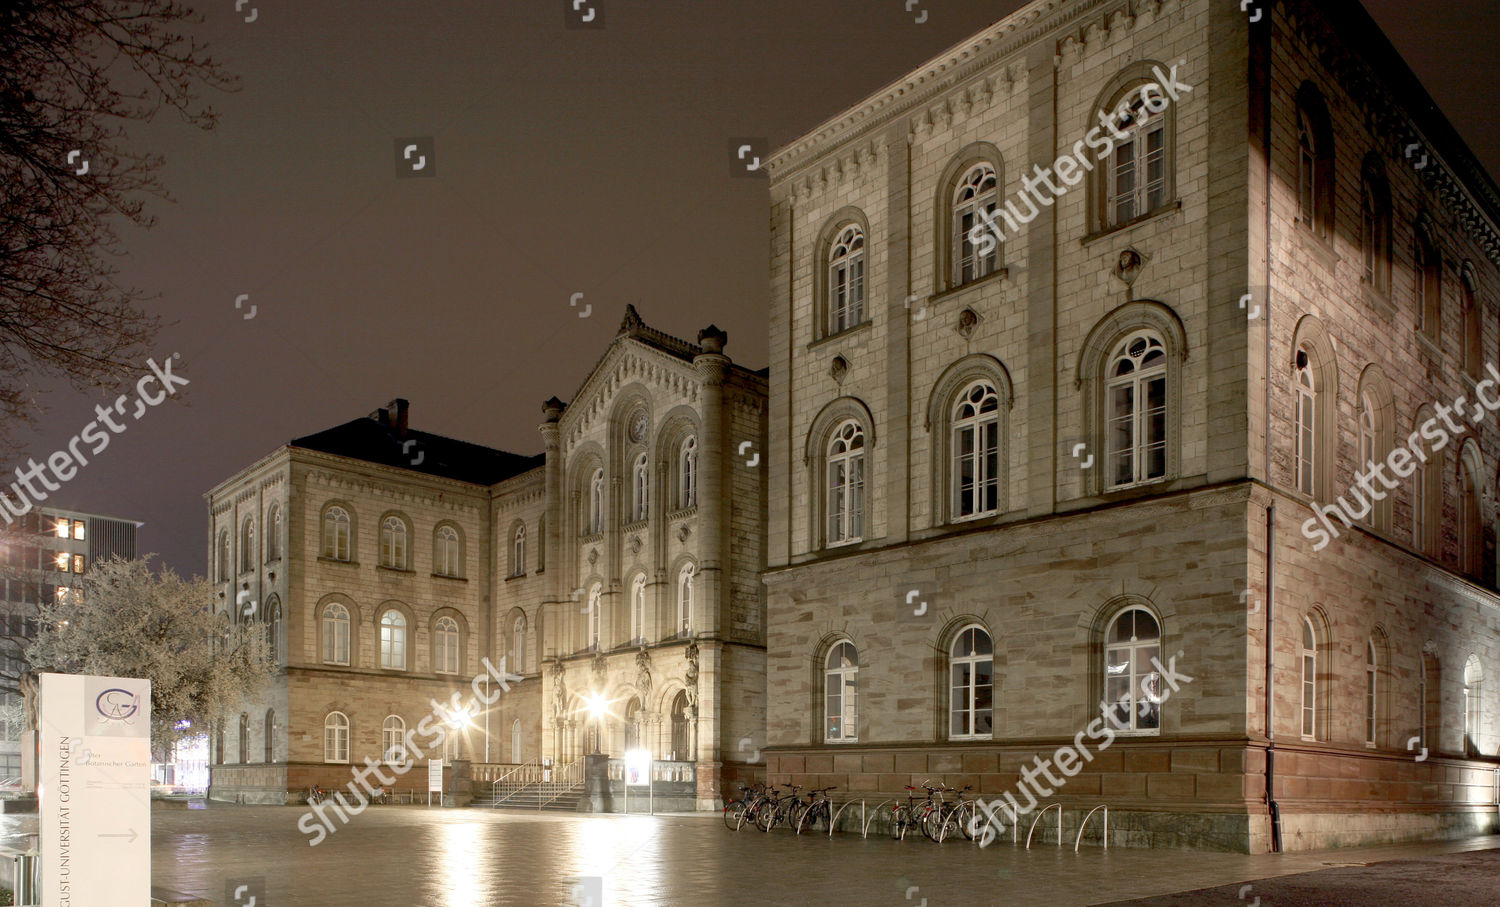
[2, 806, 1496, 905]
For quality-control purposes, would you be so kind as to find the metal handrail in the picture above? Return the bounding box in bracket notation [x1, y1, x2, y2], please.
[1025, 803, 1062, 849]
[489, 758, 537, 806]
[1075, 804, 1108, 852]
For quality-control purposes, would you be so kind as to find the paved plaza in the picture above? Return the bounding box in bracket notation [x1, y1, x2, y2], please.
[6, 806, 1494, 905]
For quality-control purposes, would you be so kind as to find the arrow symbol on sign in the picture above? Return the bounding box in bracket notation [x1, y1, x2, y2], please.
[99, 829, 140, 843]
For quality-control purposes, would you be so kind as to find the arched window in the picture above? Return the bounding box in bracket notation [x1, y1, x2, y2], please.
[1460, 456, 1482, 576]
[217, 529, 230, 581]
[952, 382, 1001, 518]
[1096, 76, 1172, 229]
[1295, 84, 1333, 238]
[589, 467, 605, 534]
[323, 506, 351, 561]
[587, 584, 602, 650]
[630, 574, 647, 643]
[264, 709, 276, 763]
[435, 525, 461, 577]
[679, 436, 698, 510]
[1413, 410, 1443, 556]
[624, 697, 643, 751]
[267, 595, 282, 665]
[383, 715, 407, 765]
[1357, 394, 1377, 527]
[238, 713, 249, 764]
[827, 223, 866, 334]
[511, 718, 523, 763]
[952, 163, 999, 285]
[1365, 639, 1378, 747]
[631, 453, 650, 523]
[1300, 617, 1318, 739]
[380, 611, 407, 670]
[826, 420, 866, 545]
[443, 730, 462, 763]
[511, 523, 526, 577]
[1419, 653, 1437, 750]
[324, 712, 349, 764]
[322, 602, 350, 665]
[510, 614, 528, 671]
[1106, 332, 1168, 489]
[1104, 608, 1161, 732]
[1416, 225, 1442, 340]
[1361, 155, 1391, 292]
[266, 504, 282, 561]
[677, 563, 694, 637]
[380, 516, 408, 569]
[1462, 267, 1481, 380]
[239, 518, 255, 573]
[1294, 348, 1317, 496]
[434, 616, 460, 674]
[825, 641, 858, 743]
[1465, 655, 1484, 755]
[949, 625, 993, 740]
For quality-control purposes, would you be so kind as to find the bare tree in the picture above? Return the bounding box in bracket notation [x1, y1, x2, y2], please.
[0, 1, 232, 443]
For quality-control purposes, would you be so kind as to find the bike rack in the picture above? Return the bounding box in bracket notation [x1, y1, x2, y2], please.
[1025, 803, 1062, 849]
[827, 798, 864, 837]
[1074, 804, 1108, 852]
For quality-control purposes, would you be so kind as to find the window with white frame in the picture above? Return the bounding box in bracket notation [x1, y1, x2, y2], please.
[676, 564, 694, 637]
[827, 223, 866, 334]
[952, 381, 1001, 519]
[631, 453, 649, 523]
[1106, 332, 1168, 489]
[679, 436, 697, 509]
[434, 616, 459, 674]
[630, 574, 647, 643]
[949, 625, 994, 739]
[826, 420, 865, 545]
[323, 506, 351, 561]
[1105, 89, 1168, 225]
[1104, 608, 1161, 732]
[322, 603, 350, 665]
[435, 525, 461, 577]
[380, 611, 407, 670]
[825, 641, 858, 743]
[380, 516, 408, 569]
[1301, 617, 1318, 738]
[589, 467, 605, 534]
[1294, 350, 1316, 496]
[383, 715, 407, 765]
[511, 523, 526, 577]
[324, 712, 349, 763]
[953, 163, 999, 285]
[587, 584, 602, 649]
[1366, 639, 1378, 746]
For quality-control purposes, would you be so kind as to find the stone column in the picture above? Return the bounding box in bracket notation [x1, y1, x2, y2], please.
[693, 327, 730, 638]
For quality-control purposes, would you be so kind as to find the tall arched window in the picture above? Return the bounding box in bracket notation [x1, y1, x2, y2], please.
[434, 616, 459, 674]
[239, 518, 255, 573]
[238, 713, 249, 764]
[679, 436, 698, 509]
[1357, 394, 1377, 527]
[825, 641, 858, 743]
[1297, 108, 1316, 227]
[1460, 456, 1482, 576]
[217, 529, 230, 581]
[1294, 84, 1333, 238]
[511, 718, 523, 763]
[630, 574, 647, 643]
[827, 223, 866, 334]
[589, 467, 605, 534]
[266, 504, 282, 561]
[1099, 79, 1171, 228]
[1294, 348, 1317, 495]
[952, 382, 1001, 519]
[511, 523, 527, 577]
[264, 709, 276, 763]
[323, 506, 351, 561]
[322, 603, 350, 665]
[1465, 655, 1484, 755]
[826, 420, 866, 545]
[1106, 332, 1168, 489]
[949, 625, 993, 740]
[952, 163, 999, 285]
[587, 584, 602, 650]
[383, 715, 407, 765]
[1462, 267, 1481, 380]
[1104, 608, 1161, 732]
[1416, 225, 1442, 340]
[435, 525, 461, 577]
[380, 516, 408, 569]
[631, 453, 650, 523]
[267, 595, 282, 665]
[1300, 617, 1318, 739]
[1365, 639, 1378, 747]
[676, 563, 694, 637]
[670, 690, 691, 760]
[380, 611, 407, 670]
[324, 712, 349, 763]
[1361, 155, 1391, 292]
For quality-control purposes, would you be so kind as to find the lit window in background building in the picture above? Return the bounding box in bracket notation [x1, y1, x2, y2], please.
[54, 520, 69, 538]
[72, 555, 83, 574]
[54, 553, 70, 572]
[73, 520, 85, 540]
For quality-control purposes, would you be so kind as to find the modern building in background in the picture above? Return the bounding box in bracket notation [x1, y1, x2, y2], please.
[761, 0, 1498, 852]
[205, 308, 767, 809]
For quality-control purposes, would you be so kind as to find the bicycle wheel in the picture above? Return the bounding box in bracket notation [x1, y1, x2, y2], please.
[755, 799, 779, 832]
[934, 807, 963, 843]
[736, 799, 761, 831]
[889, 806, 909, 840]
[919, 805, 943, 841]
[723, 801, 744, 831]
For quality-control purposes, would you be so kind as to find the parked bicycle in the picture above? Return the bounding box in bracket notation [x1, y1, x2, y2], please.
[722, 783, 768, 831]
[755, 784, 803, 832]
[794, 786, 837, 834]
[924, 785, 989, 843]
[306, 785, 327, 805]
[889, 783, 938, 841]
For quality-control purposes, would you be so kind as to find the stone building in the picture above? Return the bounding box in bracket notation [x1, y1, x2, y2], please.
[760, 0, 1499, 852]
[205, 308, 766, 809]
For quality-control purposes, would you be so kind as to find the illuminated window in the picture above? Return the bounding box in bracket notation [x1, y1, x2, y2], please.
[72, 520, 85, 541]
[588, 467, 605, 534]
[824, 641, 858, 743]
[54, 520, 68, 539]
[1105, 608, 1161, 733]
[587, 584, 602, 650]
[383, 715, 407, 765]
[434, 616, 459, 674]
[677, 564, 694, 637]
[380, 611, 407, 670]
[324, 712, 349, 763]
[54, 553, 69, 572]
[630, 574, 647, 643]
[322, 603, 350, 665]
[949, 625, 994, 740]
[631, 453, 650, 523]
[1301, 617, 1318, 739]
[72, 555, 83, 574]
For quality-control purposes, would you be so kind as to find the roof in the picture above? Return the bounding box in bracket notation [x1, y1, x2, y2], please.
[290, 418, 543, 486]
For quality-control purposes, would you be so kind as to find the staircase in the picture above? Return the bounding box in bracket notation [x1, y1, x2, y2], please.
[472, 758, 584, 812]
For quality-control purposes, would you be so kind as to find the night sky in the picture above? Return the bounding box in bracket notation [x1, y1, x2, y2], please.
[19, 0, 1500, 575]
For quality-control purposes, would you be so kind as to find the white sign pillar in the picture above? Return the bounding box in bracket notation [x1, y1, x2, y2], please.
[427, 758, 443, 806]
[38, 673, 151, 907]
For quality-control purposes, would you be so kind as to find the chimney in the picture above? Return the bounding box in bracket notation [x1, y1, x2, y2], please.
[370, 398, 410, 436]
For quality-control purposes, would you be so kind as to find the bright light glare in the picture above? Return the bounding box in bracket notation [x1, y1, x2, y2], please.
[583, 693, 609, 720]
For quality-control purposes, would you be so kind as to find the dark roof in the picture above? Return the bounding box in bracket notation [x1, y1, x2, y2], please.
[290, 418, 543, 486]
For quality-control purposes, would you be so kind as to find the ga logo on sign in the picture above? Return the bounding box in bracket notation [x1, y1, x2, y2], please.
[95, 688, 141, 722]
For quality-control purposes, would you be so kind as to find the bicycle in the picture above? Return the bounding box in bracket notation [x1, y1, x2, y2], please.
[755, 784, 803, 832]
[924, 785, 988, 843]
[889, 783, 936, 841]
[723, 783, 767, 831]
[306, 785, 327, 805]
[794, 786, 837, 834]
